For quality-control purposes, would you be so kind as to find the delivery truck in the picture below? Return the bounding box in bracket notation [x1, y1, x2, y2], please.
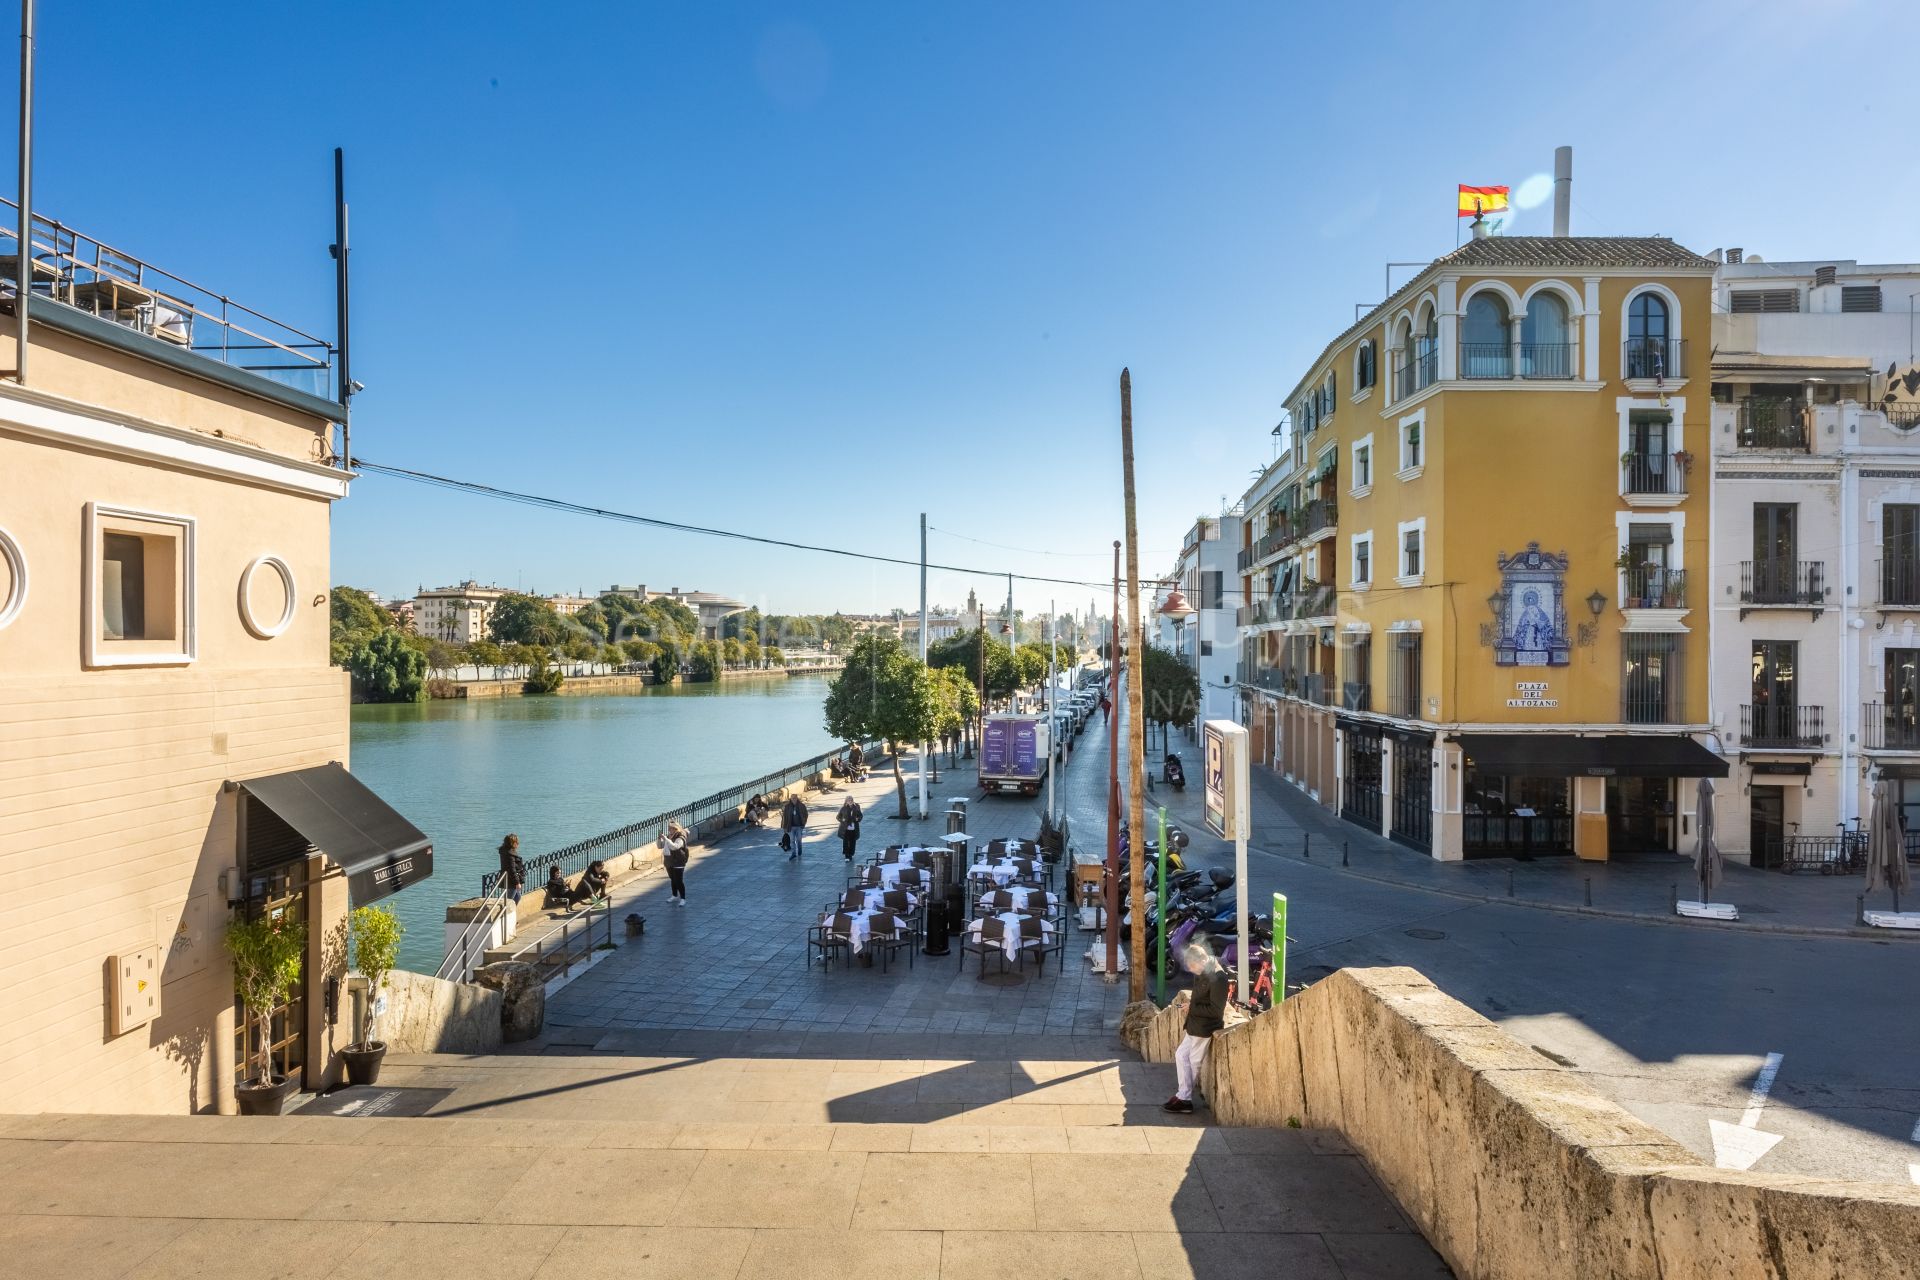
[978, 713, 1051, 795]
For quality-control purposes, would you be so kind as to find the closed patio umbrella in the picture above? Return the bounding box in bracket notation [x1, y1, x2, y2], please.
[1693, 777, 1722, 903]
[1864, 780, 1911, 914]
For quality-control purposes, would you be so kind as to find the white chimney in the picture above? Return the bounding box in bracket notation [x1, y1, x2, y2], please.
[1553, 146, 1572, 237]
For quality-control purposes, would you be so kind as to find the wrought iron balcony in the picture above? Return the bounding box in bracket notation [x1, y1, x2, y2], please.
[1621, 451, 1689, 499]
[1740, 559, 1825, 607]
[1736, 398, 1810, 450]
[1520, 342, 1576, 379]
[1301, 496, 1338, 541]
[1297, 582, 1336, 619]
[1391, 349, 1437, 399]
[1623, 336, 1685, 381]
[1863, 703, 1920, 750]
[1878, 558, 1920, 609]
[1458, 342, 1512, 380]
[1623, 566, 1686, 610]
[1740, 704, 1824, 749]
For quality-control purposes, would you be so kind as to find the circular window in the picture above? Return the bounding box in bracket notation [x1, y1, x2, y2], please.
[239, 555, 296, 639]
[0, 525, 25, 630]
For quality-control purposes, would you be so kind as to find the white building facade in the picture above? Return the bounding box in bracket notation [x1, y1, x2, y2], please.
[1708, 254, 1920, 865]
[1156, 514, 1242, 728]
[412, 581, 507, 643]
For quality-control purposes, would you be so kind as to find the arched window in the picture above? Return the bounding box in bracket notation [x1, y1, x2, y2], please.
[1419, 308, 1438, 387]
[1522, 293, 1571, 378]
[1355, 340, 1376, 391]
[1627, 293, 1671, 378]
[1395, 320, 1416, 397]
[1323, 371, 1337, 415]
[1461, 293, 1511, 379]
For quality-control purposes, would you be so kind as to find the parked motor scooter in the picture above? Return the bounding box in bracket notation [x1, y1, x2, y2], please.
[1163, 752, 1186, 789]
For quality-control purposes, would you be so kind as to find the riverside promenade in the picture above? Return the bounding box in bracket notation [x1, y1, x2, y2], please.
[0, 738, 1450, 1279]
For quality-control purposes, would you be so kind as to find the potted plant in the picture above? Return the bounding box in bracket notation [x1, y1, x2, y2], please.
[343, 903, 403, 1086]
[225, 912, 306, 1116]
[1672, 449, 1695, 470]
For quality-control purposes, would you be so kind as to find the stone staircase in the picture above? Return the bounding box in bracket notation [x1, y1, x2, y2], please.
[0, 1035, 1449, 1278]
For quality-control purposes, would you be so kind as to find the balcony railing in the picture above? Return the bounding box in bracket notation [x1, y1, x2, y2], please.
[1740, 560, 1826, 607]
[0, 199, 334, 402]
[1236, 600, 1280, 627]
[1301, 496, 1338, 540]
[1623, 566, 1686, 610]
[1236, 546, 1253, 572]
[1863, 703, 1920, 750]
[1391, 348, 1437, 399]
[1621, 451, 1689, 498]
[1889, 403, 1920, 431]
[1621, 674, 1683, 725]
[1341, 681, 1372, 712]
[1301, 673, 1331, 706]
[1740, 704, 1824, 749]
[1736, 398, 1810, 450]
[1297, 582, 1336, 619]
[1521, 342, 1576, 379]
[1458, 342, 1512, 380]
[1624, 336, 1685, 381]
[1878, 558, 1920, 609]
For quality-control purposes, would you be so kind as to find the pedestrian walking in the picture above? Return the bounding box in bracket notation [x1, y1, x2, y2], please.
[1164, 945, 1228, 1114]
[497, 834, 526, 904]
[658, 820, 691, 906]
[837, 795, 863, 861]
[782, 794, 809, 861]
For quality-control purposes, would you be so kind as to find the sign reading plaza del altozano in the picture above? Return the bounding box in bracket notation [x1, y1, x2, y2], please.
[1507, 681, 1559, 709]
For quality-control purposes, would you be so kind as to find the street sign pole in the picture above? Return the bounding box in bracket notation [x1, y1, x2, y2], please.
[1155, 805, 1168, 1006]
[1202, 719, 1251, 1003]
[1272, 892, 1288, 1004]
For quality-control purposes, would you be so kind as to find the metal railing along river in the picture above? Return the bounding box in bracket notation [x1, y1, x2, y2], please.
[475, 739, 886, 897]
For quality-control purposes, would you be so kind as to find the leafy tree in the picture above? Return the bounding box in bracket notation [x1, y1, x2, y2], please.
[573, 602, 611, 641]
[348, 630, 428, 703]
[928, 628, 1018, 701]
[622, 638, 660, 664]
[1012, 644, 1049, 688]
[524, 651, 565, 694]
[739, 633, 761, 667]
[329, 585, 392, 666]
[765, 645, 786, 667]
[225, 913, 305, 1086]
[347, 904, 403, 1050]
[425, 639, 460, 670]
[465, 638, 505, 666]
[824, 632, 941, 817]
[650, 637, 683, 684]
[687, 641, 721, 682]
[721, 637, 744, 666]
[722, 607, 763, 641]
[504, 642, 544, 677]
[562, 634, 597, 661]
[817, 615, 854, 650]
[933, 665, 979, 756]
[489, 593, 567, 647]
[1141, 644, 1202, 739]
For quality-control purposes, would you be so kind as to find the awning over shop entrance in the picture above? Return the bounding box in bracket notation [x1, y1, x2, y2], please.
[235, 762, 433, 903]
[1457, 734, 1729, 779]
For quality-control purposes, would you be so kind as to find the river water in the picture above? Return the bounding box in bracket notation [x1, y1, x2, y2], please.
[350, 676, 835, 971]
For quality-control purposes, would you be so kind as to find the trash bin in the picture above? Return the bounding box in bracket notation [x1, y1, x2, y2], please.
[923, 898, 951, 955]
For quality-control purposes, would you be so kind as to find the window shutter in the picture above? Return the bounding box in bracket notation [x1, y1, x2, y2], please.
[1841, 286, 1882, 313]
[1730, 289, 1800, 314]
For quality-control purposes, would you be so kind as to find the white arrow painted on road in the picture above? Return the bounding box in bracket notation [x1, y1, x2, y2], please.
[1709, 1051, 1784, 1171]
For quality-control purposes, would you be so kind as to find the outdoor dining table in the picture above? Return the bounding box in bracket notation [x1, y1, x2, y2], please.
[818, 908, 909, 957]
[977, 886, 1058, 914]
[967, 860, 1038, 886]
[858, 886, 922, 914]
[874, 862, 933, 889]
[879, 846, 940, 866]
[967, 911, 1054, 963]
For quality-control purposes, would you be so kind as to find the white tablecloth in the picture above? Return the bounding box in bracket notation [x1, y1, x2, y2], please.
[821, 909, 908, 955]
[968, 911, 1054, 962]
[976, 887, 1057, 913]
[968, 861, 1038, 886]
[859, 886, 922, 914]
[880, 846, 942, 865]
[876, 862, 932, 889]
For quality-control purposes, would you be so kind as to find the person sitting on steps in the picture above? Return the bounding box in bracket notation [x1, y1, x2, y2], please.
[555, 860, 611, 912]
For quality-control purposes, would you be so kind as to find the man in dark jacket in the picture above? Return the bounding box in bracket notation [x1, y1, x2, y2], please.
[782, 794, 808, 861]
[1165, 944, 1229, 1114]
[836, 796, 863, 861]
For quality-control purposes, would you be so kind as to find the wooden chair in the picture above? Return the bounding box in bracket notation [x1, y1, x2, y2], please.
[894, 868, 927, 891]
[866, 914, 915, 973]
[1016, 914, 1061, 974]
[879, 846, 906, 864]
[880, 889, 912, 914]
[840, 889, 870, 912]
[979, 889, 1016, 914]
[850, 866, 882, 889]
[807, 913, 855, 971]
[960, 915, 1012, 976]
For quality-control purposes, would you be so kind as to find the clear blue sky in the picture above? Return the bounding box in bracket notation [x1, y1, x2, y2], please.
[11, 1, 1916, 619]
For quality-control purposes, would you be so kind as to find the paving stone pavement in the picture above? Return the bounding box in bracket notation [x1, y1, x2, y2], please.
[0, 1046, 1452, 1279]
[543, 746, 1135, 1039]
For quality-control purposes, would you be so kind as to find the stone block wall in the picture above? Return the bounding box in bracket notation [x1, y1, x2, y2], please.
[373, 968, 504, 1055]
[1125, 968, 1920, 1280]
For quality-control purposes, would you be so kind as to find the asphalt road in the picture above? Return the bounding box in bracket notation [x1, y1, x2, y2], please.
[1045, 711, 1920, 1188]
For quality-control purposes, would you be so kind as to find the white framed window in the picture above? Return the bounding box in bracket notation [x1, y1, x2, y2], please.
[1350, 434, 1374, 495]
[1396, 517, 1427, 586]
[84, 502, 196, 668]
[1350, 530, 1374, 589]
[1398, 410, 1426, 479]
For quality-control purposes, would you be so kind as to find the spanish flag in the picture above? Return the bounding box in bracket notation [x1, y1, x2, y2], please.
[1457, 185, 1511, 218]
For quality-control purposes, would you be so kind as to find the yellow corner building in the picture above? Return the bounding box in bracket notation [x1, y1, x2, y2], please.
[1237, 232, 1727, 861]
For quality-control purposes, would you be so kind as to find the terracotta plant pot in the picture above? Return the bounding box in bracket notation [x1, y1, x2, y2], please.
[341, 1042, 388, 1086]
[234, 1074, 299, 1116]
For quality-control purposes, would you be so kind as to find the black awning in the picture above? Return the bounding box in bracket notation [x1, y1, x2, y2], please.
[1458, 733, 1729, 779]
[237, 763, 433, 903]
